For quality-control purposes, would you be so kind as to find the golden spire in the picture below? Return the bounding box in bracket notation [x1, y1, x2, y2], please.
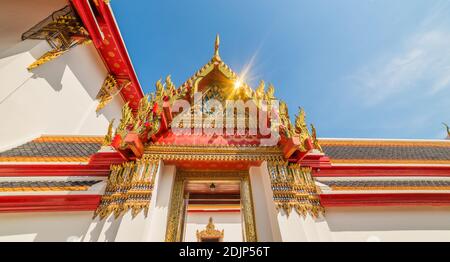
[213, 34, 221, 61]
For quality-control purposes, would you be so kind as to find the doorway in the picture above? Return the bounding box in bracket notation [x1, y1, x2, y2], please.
[165, 170, 257, 242]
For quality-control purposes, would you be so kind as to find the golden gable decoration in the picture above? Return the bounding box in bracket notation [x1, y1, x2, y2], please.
[196, 217, 224, 242]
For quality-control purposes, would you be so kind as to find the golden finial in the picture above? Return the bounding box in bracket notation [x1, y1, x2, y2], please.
[214, 34, 221, 61]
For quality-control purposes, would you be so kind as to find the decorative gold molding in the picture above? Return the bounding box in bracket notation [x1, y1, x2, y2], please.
[241, 174, 258, 241]
[144, 144, 284, 162]
[165, 172, 186, 242]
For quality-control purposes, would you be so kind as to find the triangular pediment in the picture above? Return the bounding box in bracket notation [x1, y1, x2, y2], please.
[108, 35, 323, 161]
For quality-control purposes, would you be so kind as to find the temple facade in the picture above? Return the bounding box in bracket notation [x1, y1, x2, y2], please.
[0, 1, 450, 242]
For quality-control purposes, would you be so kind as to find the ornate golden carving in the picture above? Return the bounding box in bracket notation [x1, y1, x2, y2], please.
[144, 144, 284, 162]
[109, 35, 323, 155]
[196, 217, 224, 241]
[96, 75, 118, 112]
[267, 161, 324, 217]
[94, 159, 160, 220]
[102, 119, 115, 146]
[279, 101, 294, 138]
[241, 175, 258, 241]
[27, 49, 69, 71]
[116, 102, 134, 141]
[165, 174, 186, 242]
[24, 6, 91, 71]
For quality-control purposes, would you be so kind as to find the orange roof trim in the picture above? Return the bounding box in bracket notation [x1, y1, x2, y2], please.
[319, 139, 450, 147]
[331, 159, 450, 165]
[0, 157, 91, 163]
[33, 136, 103, 143]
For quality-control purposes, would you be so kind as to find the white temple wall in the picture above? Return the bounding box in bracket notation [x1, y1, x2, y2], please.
[0, 40, 124, 151]
[0, 211, 95, 242]
[249, 163, 282, 241]
[275, 206, 450, 242]
[184, 212, 243, 242]
[320, 206, 450, 242]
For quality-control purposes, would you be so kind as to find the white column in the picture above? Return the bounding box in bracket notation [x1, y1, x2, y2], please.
[147, 164, 177, 241]
[249, 162, 282, 241]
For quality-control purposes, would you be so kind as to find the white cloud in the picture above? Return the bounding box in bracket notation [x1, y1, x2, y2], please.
[351, 30, 450, 105]
[349, 2, 450, 106]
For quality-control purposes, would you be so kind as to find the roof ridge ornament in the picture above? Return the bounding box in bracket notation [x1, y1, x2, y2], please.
[213, 34, 221, 61]
[443, 123, 450, 139]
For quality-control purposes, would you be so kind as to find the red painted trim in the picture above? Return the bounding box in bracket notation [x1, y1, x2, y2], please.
[313, 165, 450, 177]
[320, 193, 450, 207]
[0, 151, 126, 177]
[70, 0, 103, 47]
[97, 1, 143, 99]
[71, 0, 143, 110]
[0, 195, 100, 213]
[88, 151, 127, 166]
[0, 164, 110, 177]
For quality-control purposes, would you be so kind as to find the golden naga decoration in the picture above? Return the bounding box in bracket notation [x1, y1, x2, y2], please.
[267, 161, 324, 217]
[196, 217, 224, 242]
[294, 107, 310, 151]
[291, 107, 323, 152]
[279, 101, 291, 136]
[266, 83, 275, 101]
[310, 124, 323, 152]
[94, 159, 160, 219]
[102, 119, 115, 146]
[115, 102, 135, 144]
[110, 75, 190, 146]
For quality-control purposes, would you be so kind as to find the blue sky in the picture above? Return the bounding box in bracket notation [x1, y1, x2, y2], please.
[111, 0, 450, 139]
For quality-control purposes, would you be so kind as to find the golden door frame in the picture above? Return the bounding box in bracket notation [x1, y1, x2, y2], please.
[165, 170, 258, 242]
